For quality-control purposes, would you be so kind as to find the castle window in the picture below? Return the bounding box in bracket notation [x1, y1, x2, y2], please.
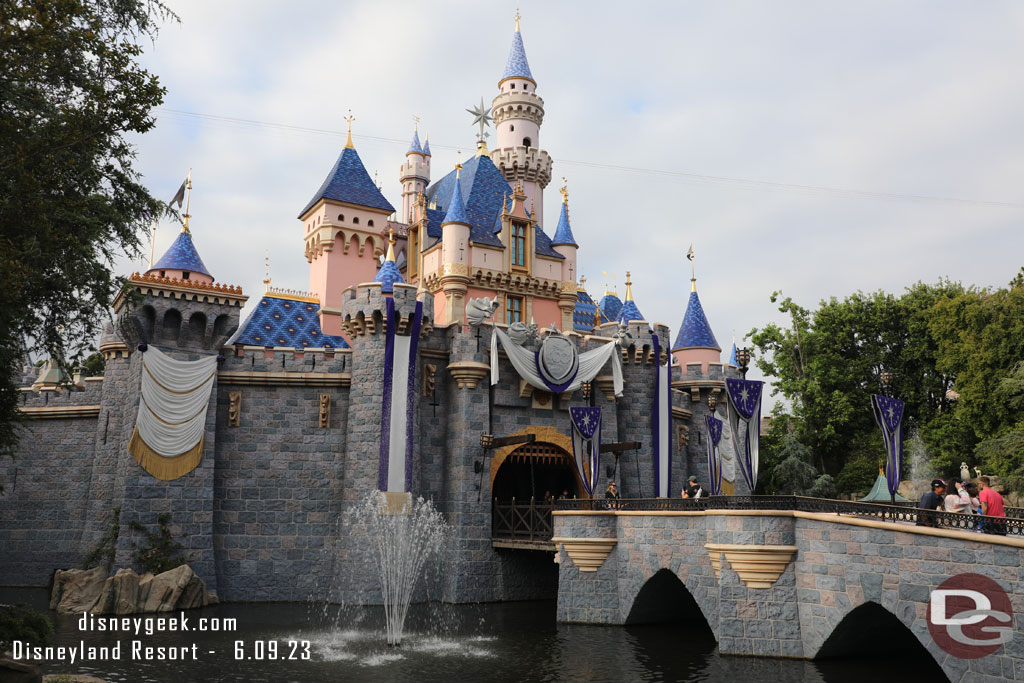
[353, 217, 360, 224]
[506, 296, 523, 325]
[159, 270, 166, 278]
[511, 223, 526, 268]
[511, 83, 516, 89]
[338, 214, 344, 221]
[523, 137, 532, 148]
[510, 124, 514, 132]
[182, 271, 190, 280]
[368, 220, 374, 227]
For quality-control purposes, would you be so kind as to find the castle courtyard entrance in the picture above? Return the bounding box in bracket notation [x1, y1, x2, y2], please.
[491, 441, 582, 502]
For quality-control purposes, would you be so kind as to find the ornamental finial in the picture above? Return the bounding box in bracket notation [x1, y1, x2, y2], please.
[686, 242, 696, 291]
[263, 249, 271, 291]
[625, 271, 634, 302]
[385, 228, 396, 262]
[515, 8, 521, 32]
[344, 109, 355, 149]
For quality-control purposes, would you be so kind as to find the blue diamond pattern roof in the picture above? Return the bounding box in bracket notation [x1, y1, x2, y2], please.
[534, 227, 564, 259]
[151, 231, 212, 278]
[573, 289, 605, 332]
[598, 293, 623, 323]
[425, 155, 507, 248]
[673, 290, 720, 351]
[232, 295, 350, 349]
[442, 169, 471, 225]
[502, 30, 534, 82]
[618, 299, 645, 323]
[374, 259, 404, 293]
[298, 146, 395, 218]
[407, 130, 424, 155]
[551, 201, 577, 246]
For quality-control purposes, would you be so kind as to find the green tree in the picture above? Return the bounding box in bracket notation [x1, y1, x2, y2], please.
[0, 0, 174, 458]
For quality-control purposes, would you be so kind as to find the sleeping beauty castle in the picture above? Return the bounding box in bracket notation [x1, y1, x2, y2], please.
[2, 15, 752, 604]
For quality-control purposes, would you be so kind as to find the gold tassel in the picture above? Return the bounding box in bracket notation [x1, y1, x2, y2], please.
[128, 427, 204, 481]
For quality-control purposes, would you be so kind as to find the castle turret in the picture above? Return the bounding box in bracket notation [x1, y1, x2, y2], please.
[598, 284, 623, 323]
[617, 271, 645, 323]
[551, 182, 579, 330]
[490, 12, 552, 227]
[301, 118, 396, 336]
[374, 229, 405, 294]
[672, 275, 721, 373]
[399, 126, 430, 223]
[437, 163, 471, 325]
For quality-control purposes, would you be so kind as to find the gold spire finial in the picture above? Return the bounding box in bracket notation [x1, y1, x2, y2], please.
[413, 114, 420, 132]
[625, 271, 634, 302]
[560, 176, 568, 204]
[385, 228, 397, 262]
[686, 242, 696, 291]
[475, 139, 489, 156]
[515, 8, 521, 32]
[263, 249, 271, 291]
[344, 109, 355, 149]
[181, 169, 193, 233]
[579, 274, 586, 291]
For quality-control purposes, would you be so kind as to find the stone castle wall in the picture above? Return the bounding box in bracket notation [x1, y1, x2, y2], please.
[0, 282, 716, 604]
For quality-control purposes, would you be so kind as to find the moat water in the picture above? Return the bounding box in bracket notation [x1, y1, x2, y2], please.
[3, 589, 943, 683]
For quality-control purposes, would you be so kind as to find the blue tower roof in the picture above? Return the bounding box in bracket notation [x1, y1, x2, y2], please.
[442, 167, 471, 225]
[374, 259, 404, 293]
[551, 200, 577, 246]
[618, 299, 644, 323]
[502, 28, 534, 83]
[599, 293, 623, 323]
[728, 342, 738, 366]
[231, 295, 350, 349]
[150, 230, 212, 278]
[407, 130, 423, 155]
[422, 138, 431, 156]
[298, 145, 395, 218]
[573, 288, 604, 332]
[673, 290, 721, 351]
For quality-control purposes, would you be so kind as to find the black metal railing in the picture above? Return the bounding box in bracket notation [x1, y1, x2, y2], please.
[492, 498, 554, 543]
[554, 495, 1023, 537]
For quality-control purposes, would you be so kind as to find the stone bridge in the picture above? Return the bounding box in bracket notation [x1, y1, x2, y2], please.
[553, 506, 1024, 683]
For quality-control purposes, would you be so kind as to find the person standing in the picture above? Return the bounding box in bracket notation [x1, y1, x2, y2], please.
[682, 476, 705, 499]
[916, 479, 945, 527]
[979, 476, 1007, 535]
[604, 481, 621, 510]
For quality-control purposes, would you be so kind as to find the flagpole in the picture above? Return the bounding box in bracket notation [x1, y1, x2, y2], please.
[148, 218, 157, 269]
[182, 168, 193, 233]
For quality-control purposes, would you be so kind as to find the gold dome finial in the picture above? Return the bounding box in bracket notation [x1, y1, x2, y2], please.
[625, 271, 634, 302]
[263, 250, 271, 291]
[515, 7, 521, 32]
[344, 109, 355, 149]
[385, 228, 397, 262]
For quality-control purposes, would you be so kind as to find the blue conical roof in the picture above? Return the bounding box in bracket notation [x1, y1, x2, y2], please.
[728, 342, 738, 366]
[551, 200, 577, 246]
[407, 130, 424, 155]
[422, 138, 431, 156]
[502, 29, 534, 82]
[298, 145, 395, 218]
[618, 299, 644, 323]
[442, 168, 470, 225]
[151, 231, 212, 278]
[673, 290, 720, 351]
[859, 471, 910, 502]
[374, 259, 404, 293]
[599, 293, 622, 323]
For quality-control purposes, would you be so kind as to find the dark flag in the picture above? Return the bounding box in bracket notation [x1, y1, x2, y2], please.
[169, 177, 187, 209]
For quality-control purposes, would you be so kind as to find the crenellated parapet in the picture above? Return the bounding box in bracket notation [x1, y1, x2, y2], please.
[340, 282, 434, 340]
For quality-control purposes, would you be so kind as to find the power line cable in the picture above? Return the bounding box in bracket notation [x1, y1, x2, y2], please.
[154, 107, 1024, 210]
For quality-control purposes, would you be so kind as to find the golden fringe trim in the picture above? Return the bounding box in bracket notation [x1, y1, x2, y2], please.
[128, 427, 204, 481]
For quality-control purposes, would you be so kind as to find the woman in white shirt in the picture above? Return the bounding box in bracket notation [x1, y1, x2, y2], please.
[943, 480, 974, 513]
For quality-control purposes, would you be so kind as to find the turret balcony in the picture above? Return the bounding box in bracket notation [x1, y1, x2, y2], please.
[491, 90, 545, 126]
[490, 146, 553, 188]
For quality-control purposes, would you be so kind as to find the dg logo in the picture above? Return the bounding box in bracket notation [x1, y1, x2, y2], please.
[928, 573, 1015, 658]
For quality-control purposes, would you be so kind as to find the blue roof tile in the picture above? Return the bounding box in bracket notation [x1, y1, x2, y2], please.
[573, 289, 604, 332]
[618, 299, 645, 323]
[599, 293, 623, 323]
[502, 30, 534, 82]
[232, 295, 350, 349]
[407, 130, 424, 155]
[374, 259, 404, 293]
[551, 201, 577, 246]
[442, 168, 471, 225]
[425, 155, 507, 248]
[534, 227, 564, 259]
[673, 290, 721, 351]
[728, 342, 738, 365]
[150, 231, 212, 278]
[298, 146, 395, 218]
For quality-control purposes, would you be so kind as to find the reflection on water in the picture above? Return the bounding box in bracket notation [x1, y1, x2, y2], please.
[1, 589, 941, 683]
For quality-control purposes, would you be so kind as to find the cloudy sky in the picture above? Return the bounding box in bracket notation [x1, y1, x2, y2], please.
[125, 1, 1024, 402]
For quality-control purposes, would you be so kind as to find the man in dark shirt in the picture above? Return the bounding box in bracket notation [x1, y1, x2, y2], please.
[683, 476, 705, 499]
[916, 479, 946, 527]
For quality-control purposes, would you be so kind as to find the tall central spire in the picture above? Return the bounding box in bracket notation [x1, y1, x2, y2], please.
[502, 14, 534, 83]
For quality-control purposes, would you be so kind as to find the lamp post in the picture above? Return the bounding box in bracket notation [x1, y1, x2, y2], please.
[707, 393, 717, 412]
[737, 347, 751, 378]
[880, 370, 893, 398]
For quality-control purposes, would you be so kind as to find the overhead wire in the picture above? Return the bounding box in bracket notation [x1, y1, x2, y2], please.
[153, 107, 1024, 210]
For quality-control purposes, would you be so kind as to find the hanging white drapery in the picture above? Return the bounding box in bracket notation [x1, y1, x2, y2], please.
[129, 346, 217, 481]
[490, 328, 623, 397]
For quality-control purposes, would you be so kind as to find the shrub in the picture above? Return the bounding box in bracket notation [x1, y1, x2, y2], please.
[130, 513, 184, 575]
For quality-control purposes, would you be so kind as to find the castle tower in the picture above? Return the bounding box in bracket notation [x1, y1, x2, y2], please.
[598, 282, 623, 323]
[399, 126, 430, 224]
[617, 272, 645, 323]
[551, 181, 579, 330]
[490, 13, 553, 227]
[301, 120, 396, 336]
[437, 163, 471, 325]
[671, 273, 721, 373]
[374, 229, 405, 294]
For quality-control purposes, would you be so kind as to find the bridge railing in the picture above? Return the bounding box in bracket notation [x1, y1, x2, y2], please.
[492, 498, 554, 543]
[555, 495, 1023, 537]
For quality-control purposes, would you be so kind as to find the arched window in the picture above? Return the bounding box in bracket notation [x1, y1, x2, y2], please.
[510, 124, 515, 132]
[353, 217, 360, 224]
[337, 214, 344, 221]
[368, 220, 374, 227]
[523, 137, 532, 148]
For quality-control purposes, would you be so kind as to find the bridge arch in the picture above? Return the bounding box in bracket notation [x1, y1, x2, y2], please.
[626, 568, 713, 633]
[814, 600, 949, 681]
